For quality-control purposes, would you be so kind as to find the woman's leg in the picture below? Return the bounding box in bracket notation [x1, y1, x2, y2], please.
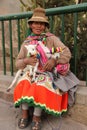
[18, 103, 29, 129]
[21, 103, 29, 119]
[31, 107, 42, 130]
[33, 107, 42, 121]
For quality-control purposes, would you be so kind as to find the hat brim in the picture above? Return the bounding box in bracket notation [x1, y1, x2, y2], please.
[28, 16, 49, 26]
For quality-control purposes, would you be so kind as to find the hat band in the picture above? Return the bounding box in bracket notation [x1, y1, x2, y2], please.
[31, 16, 47, 21]
[29, 16, 48, 22]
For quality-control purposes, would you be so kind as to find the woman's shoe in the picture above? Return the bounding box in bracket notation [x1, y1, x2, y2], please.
[31, 120, 41, 130]
[18, 118, 29, 129]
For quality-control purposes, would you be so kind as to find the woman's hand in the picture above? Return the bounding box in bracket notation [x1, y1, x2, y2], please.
[23, 56, 38, 66]
[43, 58, 56, 72]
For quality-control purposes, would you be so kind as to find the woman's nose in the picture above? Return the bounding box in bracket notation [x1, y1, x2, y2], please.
[37, 22, 43, 26]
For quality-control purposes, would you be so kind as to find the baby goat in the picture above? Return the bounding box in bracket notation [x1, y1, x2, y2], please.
[7, 44, 39, 92]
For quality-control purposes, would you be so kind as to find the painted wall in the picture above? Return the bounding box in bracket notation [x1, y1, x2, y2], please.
[0, 0, 21, 15]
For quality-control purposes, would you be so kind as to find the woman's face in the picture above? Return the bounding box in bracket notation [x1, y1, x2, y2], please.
[29, 22, 46, 35]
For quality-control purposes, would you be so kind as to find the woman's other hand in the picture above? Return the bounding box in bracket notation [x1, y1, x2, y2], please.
[23, 56, 38, 66]
[43, 58, 56, 72]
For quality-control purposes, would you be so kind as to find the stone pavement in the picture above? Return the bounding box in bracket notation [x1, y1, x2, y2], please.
[0, 99, 15, 130]
[0, 73, 87, 130]
[0, 98, 87, 130]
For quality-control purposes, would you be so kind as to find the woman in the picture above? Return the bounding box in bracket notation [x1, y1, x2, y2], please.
[14, 7, 79, 130]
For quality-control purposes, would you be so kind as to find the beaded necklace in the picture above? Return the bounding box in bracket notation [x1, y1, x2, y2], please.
[25, 32, 48, 46]
[30, 33, 47, 45]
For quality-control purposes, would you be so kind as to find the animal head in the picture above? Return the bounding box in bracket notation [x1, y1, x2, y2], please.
[25, 44, 37, 57]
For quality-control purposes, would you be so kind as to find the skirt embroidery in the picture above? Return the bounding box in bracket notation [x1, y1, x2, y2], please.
[14, 72, 68, 116]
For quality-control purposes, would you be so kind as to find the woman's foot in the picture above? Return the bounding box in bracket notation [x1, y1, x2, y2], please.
[18, 118, 29, 129]
[31, 115, 41, 130]
[18, 109, 29, 129]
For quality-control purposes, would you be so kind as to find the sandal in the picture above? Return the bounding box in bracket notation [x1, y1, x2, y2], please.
[18, 118, 29, 129]
[31, 121, 41, 130]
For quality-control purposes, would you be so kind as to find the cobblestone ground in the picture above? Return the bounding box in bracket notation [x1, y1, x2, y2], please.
[15, 105, 87, 130]
[0, 99, 16, 130]
[0, 98, 87, 130]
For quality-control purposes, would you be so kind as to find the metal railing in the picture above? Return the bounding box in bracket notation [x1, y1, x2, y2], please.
[0, 3, 87, 85]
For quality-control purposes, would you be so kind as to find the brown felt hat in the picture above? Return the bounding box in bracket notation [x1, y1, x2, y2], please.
[28, 7, 49, 27]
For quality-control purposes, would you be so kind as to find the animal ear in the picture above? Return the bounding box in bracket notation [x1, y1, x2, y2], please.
[38, 41, 42, 44]
[34, 44, 37, 48]
[25, 45, 28, 49]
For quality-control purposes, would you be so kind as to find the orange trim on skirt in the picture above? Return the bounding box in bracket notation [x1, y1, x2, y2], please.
[14, 79, 68, 115]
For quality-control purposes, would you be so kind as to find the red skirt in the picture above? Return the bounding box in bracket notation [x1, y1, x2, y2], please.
[14, 73, 68, 116]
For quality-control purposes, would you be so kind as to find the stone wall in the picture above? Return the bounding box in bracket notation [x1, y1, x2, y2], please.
[0, 0, 20, 15]
[0, 20, 19, 72]
[0, 0, 21, 72]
